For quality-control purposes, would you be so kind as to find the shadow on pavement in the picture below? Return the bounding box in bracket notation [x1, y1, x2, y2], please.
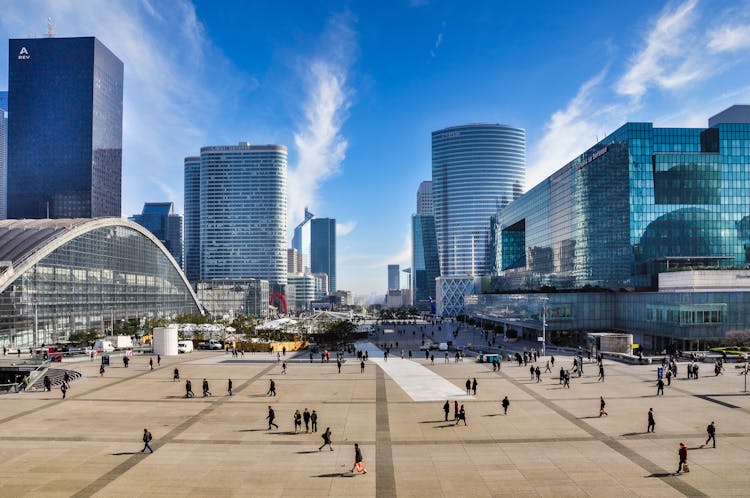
[315, 473, 354, 478]
[646, 472, 674, 478]
[111, 452, 138, 456]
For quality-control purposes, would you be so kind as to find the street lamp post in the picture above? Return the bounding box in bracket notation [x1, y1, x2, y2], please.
[539, 297, 549, 357]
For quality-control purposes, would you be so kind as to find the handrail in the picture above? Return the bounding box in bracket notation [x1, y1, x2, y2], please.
[17, 359, 50, 392]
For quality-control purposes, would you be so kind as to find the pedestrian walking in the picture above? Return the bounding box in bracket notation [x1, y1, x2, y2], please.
[443, 400, 450, 421]
[319, 427, 333, 451]
[559, 367, 565, 385]
[185, 379, 195, 397]
[141, 428, 154, 453]
[43, 375, 51, 391]
[550, 355, 555, 366]
[267, 406, 279, 430]
[705, 421, 716, 448]
[157, 354, 161, 366]
[657, 378, 664, 396]
[544, 361, 551, 373]
[454, 400, 459, 420]
[472, 378, 478, 395]
[599, 396, 608, 417]
[173, 368, 180, 381]
[63, 371, 70, 387]
[598, 364, 604, 382]
[360, 360, 365, 373]
[202, 378, 211, 397]
[666, 369, 672, 386]
[337, 359, 342, 373]
[303, 408, 311, 432]
[123, 356, 129, 368]
[282, 361, 287, 374]
[99, 364, 105, 377]
[535, 366, 541, 382]
[676, 443, 688, 473]
[268, 379, 276, 396]
[530, 365, 535, 380]
[350, 443, 367, 474]
[502, 396, 510, 415]
[227, 378, 233, 396]
[455, 404, 467, 425]
[149, 358, 154, 371]
[647, 408, 655, 433]
[294, 410, 302, 433]
[465, 378, 471, 395]
[61, 382, 68, 399]
[311, 409, 318, 432]
[563, 370, 571, 388]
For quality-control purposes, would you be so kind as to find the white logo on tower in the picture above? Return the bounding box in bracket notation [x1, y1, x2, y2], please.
[18, 47, 30, 60]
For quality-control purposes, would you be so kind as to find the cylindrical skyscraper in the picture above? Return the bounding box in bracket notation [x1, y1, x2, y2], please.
[199, 143, 288, 286]
[432, 124, 525, 277]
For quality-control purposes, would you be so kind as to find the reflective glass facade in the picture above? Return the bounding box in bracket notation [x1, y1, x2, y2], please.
[310, 218, 336, 292]
[7, 37, 123, 219]
[130, 202, 183, 268]
[433, 124, 525, 277]
[0, 219, 200, 347]
[0, 91, 7, 219]
[412, 214, 440, 307]
[491, 116, 750, 290]
[199, 144, 287, 285]
[197, 279, 269, 319]
[183, 157, 200, 285]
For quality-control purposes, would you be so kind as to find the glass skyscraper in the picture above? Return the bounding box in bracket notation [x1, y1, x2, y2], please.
[0, 91, 7, 219]
[490, 107, 750, 290]
[183, 156, 201, 285]
[388, 264, 400, 291]
[432, 124, 525, 277]
[197, 143, 287, 285]
[310, 217, 336, 292]
[130, 202, 183, 268]
[7, 37, 123, 219]
[412, 214, 440, 307]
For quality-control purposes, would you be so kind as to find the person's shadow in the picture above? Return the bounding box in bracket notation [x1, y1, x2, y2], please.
[315, 473, 354, 478]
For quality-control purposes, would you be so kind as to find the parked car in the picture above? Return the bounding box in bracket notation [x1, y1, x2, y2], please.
[177, 341, 194, 353]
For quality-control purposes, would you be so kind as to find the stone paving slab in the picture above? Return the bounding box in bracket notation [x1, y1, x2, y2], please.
[0, 346, 748, 496]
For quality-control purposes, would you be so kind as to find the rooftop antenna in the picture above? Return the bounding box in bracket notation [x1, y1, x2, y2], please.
[46, 17, 55, 38]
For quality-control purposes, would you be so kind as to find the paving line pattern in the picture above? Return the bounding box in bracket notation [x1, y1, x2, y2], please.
[70, 363, 276, 498]
[495, 367, 708, 498]
[375, 366, 397, 497]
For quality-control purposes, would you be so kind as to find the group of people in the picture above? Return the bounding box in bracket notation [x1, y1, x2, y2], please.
[290, 408, 318, 433]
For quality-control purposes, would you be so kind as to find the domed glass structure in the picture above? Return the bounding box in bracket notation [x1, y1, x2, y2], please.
[0, 218, 201, 347]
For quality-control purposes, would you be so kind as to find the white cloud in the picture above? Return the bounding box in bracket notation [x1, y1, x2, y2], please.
[527, 70, 626, 189]
[616, 0, 701, 99]
[336, 220, 357, 236]
[0, 0, 244, 216]
[708, 24, 750, 52]
[287, 13, 356, 233]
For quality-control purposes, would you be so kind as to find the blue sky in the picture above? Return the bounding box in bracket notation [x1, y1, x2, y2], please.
[2, 0, 750, 299]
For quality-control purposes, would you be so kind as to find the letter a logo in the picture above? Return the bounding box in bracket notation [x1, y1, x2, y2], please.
[19, 47, 28, 55]
[18, 47, 30, 60]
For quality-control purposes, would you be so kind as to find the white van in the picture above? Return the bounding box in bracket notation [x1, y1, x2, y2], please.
[177, 341, 194, 353]
[94, 340, 115, 353]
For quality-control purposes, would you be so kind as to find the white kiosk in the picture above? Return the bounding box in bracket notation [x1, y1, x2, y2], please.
[152, 326, 179, 356]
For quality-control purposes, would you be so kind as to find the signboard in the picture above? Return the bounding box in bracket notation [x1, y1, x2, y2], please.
[657, 367, 663, 379]
[537, 337, 544, 342]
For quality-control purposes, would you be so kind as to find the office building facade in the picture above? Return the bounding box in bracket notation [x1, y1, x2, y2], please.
[7, 37, 123, 219]
[183, 157, 201, 285]
[195, 143, 287, 285]
[490, 108, 750, 290]
[0, 91, 7, 219]
[417, 180, 433, 215]
[466, 106, 750, 348]
[412, 213, 440, 308]
[432, 124, 525, 277]
[310, 217, 336, 292]
[388, 264, 400, 291]
[130, 202, 183, 268]
[197, 278, 269, 319]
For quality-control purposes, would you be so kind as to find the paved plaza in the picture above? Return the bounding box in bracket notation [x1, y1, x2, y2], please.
[0, 339, 749, 497]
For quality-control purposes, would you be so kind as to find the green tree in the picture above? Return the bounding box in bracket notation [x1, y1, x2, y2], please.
[68, 328, 100, 346]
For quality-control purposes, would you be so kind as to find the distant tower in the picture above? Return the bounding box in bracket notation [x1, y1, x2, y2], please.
[388, 264, 400, 291]
[432, 124, 525, 276]
[311, 218, 336, 292]
[417, 181, 433, 214]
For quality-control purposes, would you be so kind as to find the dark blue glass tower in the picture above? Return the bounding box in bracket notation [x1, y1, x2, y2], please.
[310, 218, 336, 292]
[7, 37, 123, 219]
[130, 202, 183, 267]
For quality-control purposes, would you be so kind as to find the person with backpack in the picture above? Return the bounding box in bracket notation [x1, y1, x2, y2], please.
[705, 421, 716, 448]
[141, 428, 154, 453]
[319, 427, 333, 451]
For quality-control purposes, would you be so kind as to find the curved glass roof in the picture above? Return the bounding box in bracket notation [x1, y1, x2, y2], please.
[0, 219, 94, 267]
